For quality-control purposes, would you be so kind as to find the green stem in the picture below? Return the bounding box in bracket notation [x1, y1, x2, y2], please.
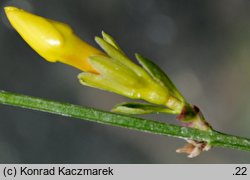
[0, 90, 250, 152]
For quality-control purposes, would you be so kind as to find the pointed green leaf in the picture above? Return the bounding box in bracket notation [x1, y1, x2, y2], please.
[135, 53, 185, 102]
[112, 102, 178, 115]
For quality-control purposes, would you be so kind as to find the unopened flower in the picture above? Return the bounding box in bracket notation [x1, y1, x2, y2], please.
[5, 6, 102, 73]
[5, 6, 186, 114]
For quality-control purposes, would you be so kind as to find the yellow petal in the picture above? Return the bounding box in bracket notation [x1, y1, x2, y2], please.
[4, 6, 103, 73]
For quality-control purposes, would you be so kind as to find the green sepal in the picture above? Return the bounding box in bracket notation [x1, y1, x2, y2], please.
[135, 53, 185, 102]
[88, 55, 141, 87]
[78, 73, 141, 99]
[95, 36, 146, 76]
[80, 33, 185, 107]
[101, 31, 124, 54]
[112, 102, 177, 115]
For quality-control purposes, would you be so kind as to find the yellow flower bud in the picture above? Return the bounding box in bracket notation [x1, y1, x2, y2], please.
[5, 6, 186, 113]
[4, 6, 102, 73]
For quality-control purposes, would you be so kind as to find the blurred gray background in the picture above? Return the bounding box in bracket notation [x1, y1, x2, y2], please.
[0, 0, 250, 163]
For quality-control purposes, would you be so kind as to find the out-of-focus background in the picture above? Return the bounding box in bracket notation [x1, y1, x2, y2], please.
[0, 0, 250, 163]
